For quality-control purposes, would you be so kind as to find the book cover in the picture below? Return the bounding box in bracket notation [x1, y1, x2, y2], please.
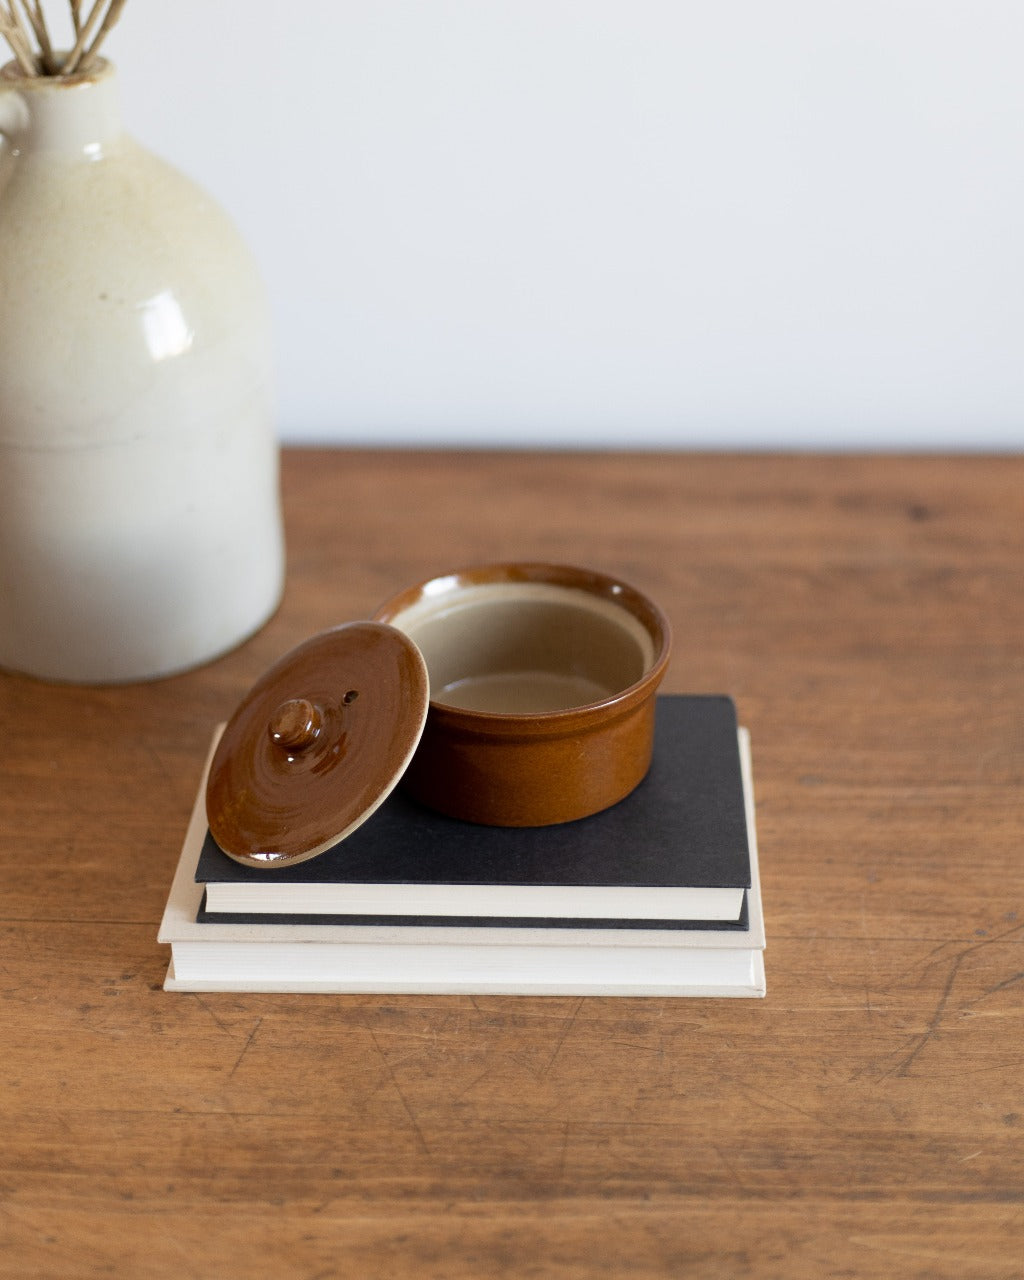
[197, 695, 751, 922]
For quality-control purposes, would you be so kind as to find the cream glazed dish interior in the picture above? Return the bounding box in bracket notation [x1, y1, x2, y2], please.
[378, 574, 661, 715]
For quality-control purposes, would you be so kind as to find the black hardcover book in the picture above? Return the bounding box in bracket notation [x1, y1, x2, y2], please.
[196, 696, 751, 924]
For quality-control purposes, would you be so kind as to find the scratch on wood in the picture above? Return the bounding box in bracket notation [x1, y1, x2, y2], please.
[541, 997, 584, 1078]
[892, 953, 964, 1078]
[228, 1017, 263, 1078]
[729, 1078, 835, 1130]
[189, 993, 234, 1037]
[608, 1039, 666, 1055]
[452, 1065, 496, 1102]
[712, 1142, 755, 1197]
[889, 922, 1024, 1078]
[145, 743, 174, 789]
[963, 970, 1024, 1009]
[367, 1027, 431, 1157]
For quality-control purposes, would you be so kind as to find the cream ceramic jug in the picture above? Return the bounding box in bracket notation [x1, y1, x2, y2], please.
[0, 59, 284, 682]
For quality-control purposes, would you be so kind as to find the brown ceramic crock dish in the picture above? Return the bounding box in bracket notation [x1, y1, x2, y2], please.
[373, 563, 672, 826]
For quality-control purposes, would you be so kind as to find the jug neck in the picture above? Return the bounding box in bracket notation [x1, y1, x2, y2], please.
[0, 58, 121, 157]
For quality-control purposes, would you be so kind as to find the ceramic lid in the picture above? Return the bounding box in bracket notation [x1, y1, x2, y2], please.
[206, 622, 430, 868]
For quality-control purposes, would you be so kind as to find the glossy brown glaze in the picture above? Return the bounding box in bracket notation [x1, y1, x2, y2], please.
[205, 622, 429, 867]
[374, 563, 671, 825]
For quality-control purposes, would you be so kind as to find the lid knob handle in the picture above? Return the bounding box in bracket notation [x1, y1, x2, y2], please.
[268, 698, 323, 753]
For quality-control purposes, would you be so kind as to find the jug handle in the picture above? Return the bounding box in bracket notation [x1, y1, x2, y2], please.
[0, 85, 28, 182]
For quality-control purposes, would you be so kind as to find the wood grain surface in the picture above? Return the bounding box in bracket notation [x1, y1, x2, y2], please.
[1, 450, 1022, 1280]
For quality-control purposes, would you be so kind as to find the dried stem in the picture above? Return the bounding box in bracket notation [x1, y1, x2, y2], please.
[6, 0, 36, 62]
[0, 2, 37, 75]
[60, 0, 106, 73]
[0, 30, 36, 77]
[78, 0, 126, 71]
[16, 0, 56, 72]
[31, 1, 55, 59]
[0, 1, 130, 77]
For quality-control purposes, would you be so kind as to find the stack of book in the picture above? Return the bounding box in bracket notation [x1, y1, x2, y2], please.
[158, 696, 766, 996]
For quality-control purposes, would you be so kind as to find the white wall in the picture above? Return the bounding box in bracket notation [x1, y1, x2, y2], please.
[106, 1, 1024, 447]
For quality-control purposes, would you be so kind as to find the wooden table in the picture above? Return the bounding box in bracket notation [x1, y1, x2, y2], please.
[2, 450, 1022, 1279]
